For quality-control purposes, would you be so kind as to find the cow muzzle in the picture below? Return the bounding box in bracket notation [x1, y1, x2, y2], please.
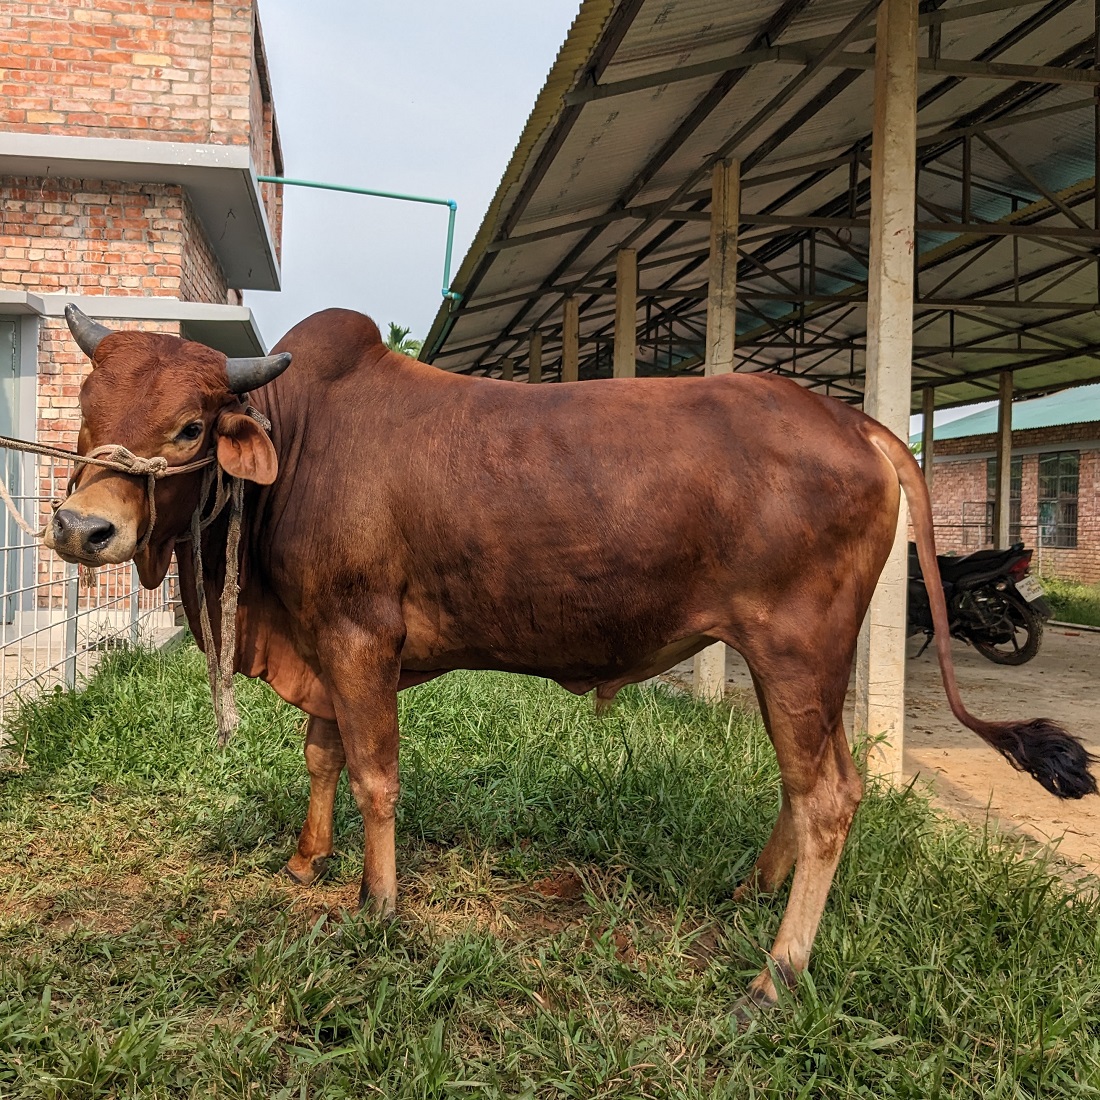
[45, 501, 138, 565]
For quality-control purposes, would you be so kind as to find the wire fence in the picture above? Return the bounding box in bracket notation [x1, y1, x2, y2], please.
[0, 448, 180, 737]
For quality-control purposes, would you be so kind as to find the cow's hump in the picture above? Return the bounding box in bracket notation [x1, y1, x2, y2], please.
[272, 308, 383, 384]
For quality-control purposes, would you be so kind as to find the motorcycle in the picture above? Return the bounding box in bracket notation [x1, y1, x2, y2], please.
[906, 541, 1051, 666]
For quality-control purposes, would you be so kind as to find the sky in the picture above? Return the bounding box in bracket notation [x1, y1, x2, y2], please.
[245, 0, 582, 351]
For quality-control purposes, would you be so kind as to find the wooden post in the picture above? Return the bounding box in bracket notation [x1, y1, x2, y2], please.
[613, 248, 637, 378]
[501, 356, 514, 381]
[528, 332, 542, 384]
[922, 386, 935, 491]
[702, 159, 740, 376]
[562, 296, 579, 383]
[993, 371, 1013, 548]
[853, 0, 917, 785]
[692, 158, 741, 704]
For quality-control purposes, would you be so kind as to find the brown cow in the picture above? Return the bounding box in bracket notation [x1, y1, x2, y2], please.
[47, 304, 1094, 1013]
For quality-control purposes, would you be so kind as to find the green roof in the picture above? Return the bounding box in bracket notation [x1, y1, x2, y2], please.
[911, 383, 1100, 446]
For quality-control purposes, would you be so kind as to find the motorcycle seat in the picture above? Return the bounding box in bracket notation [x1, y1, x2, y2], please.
[937, 544, 1026, 584]
[907, 542, 1026, 583]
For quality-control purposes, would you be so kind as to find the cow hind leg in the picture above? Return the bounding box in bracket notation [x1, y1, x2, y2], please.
[733, 667, 797, 901]
[285, 716, 345, 887]
[732, 646, 862, 1017]
[732, 788, 795, 901]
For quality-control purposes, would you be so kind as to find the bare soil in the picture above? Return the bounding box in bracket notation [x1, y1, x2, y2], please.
[668, 627, 1100, 874]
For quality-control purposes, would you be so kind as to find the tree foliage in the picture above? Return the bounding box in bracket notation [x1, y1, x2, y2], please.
[385, 322, 423, 358]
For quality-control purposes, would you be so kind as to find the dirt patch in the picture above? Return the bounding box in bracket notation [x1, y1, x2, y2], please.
[532, 869, 585, 900]
[680, 923, 725, 972]
[666, 629, 1100, 875]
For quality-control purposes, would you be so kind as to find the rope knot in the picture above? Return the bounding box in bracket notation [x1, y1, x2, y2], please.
[86, 445, 169, 478]
[130, 454, 169, 477]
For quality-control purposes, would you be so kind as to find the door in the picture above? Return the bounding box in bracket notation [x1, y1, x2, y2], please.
[0, 321, 21, 624]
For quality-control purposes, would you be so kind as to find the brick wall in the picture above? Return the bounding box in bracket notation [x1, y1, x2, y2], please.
[1, 1, 250, 146]
[932, 420, 1100, 457]
[925, 421, 1100, 584]
[1, 175, 226, 501]
[0, 1, 283, 609]
[924, 457, 989, 554]
[179, 192, 228, 302]
[1, 175, 228, 302]
[0, 0, 283, 259]
[250, 15, 282, 260]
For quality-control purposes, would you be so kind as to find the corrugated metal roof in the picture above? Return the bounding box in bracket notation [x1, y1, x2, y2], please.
[423, 0, 1100, 412]
[911, 380, 1100, 441]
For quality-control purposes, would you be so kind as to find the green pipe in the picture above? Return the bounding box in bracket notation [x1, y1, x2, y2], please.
[257, 175, 463, 304]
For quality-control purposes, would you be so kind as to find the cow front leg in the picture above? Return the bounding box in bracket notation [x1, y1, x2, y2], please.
[285, 716, 345, 887]
[319, 635, 402, 917]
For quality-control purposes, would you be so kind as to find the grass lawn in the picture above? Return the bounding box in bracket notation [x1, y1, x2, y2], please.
[1043, 577, 1100, 628]
[2, 644, 1099, 1098]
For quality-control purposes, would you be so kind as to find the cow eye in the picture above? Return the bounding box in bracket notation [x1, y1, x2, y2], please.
[176, 421, 204, 442]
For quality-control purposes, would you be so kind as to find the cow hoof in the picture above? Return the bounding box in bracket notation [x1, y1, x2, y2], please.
[734, 961, 796, 1025]
[357, 883, 397, 921]
[731, 986, 777, 1028]
[731, 879, 755, 903]
[732, 871, 782, 902]
[283, 854, 330, 887]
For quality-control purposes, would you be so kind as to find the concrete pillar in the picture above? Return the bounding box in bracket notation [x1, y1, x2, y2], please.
[501, 356, 514, 382]
[853, 0, 917, 784]
[993, 371, 1013, 548]
[613, 248, 637, 378]
[562, 296, 579, 382]
[921, 386, 935, 490]
[692, 158, 741, 704]
[528, 332, 542, 384]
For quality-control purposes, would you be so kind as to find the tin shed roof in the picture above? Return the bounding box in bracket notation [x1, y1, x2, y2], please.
[422, 0, 1100, 413]
[911, 379, 1100, 441]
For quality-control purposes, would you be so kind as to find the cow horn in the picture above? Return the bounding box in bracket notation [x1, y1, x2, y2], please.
[64, 304, 113, 360]
[225, 352, 293, 394]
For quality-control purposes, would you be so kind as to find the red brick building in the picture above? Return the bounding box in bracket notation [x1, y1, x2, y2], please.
[916, 385, 1100, 584]
[0, 0, 283, 457]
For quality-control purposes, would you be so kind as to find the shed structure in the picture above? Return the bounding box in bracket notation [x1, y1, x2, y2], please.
[422, 0, 1100, 779]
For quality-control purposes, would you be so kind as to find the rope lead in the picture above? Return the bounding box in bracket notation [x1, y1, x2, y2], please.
[190, 466, 243, 745]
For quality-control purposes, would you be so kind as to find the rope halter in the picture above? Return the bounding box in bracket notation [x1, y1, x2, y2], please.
[70, 444, 217, 553]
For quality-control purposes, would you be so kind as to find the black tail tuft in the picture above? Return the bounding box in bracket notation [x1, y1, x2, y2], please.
[985, 718, 1098, 800]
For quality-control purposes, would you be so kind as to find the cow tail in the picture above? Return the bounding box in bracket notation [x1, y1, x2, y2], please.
[868, 428, 1096, 800]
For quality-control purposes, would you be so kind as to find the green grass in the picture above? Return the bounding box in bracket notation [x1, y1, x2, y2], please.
[2, 645, 1099, 1098]
[1043, 576, 1100, 628]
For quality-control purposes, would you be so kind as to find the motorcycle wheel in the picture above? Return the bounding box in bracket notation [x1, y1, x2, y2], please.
[971, 601, 1044, 665]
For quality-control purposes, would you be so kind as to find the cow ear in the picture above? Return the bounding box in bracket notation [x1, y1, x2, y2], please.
[215, 409, 278, 485]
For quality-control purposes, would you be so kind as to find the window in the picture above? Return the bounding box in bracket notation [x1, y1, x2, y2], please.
[1038, 451, 1079, 549]
[985, 455, 1022, 544]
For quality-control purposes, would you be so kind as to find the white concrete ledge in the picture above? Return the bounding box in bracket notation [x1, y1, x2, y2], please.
[0, 132, 280, 291]
[0, 290, 267, 356]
